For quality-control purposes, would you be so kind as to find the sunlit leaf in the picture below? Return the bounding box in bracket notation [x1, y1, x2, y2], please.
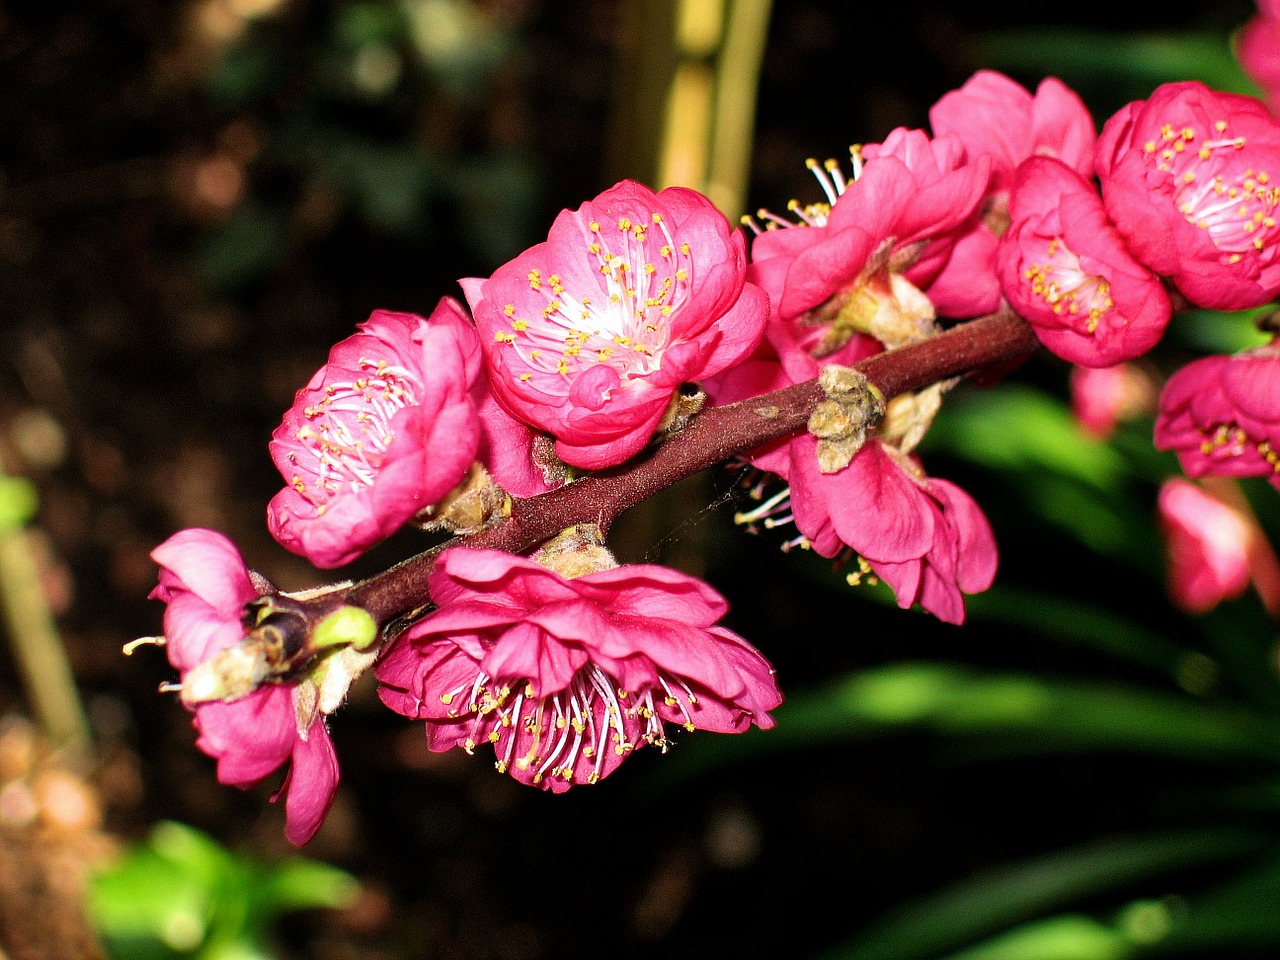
[937, 915, 1131, 960]
[1171, 307, 1275, 354]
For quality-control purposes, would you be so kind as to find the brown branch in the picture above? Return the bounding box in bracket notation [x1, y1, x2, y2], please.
[345, 309, 1038, 623]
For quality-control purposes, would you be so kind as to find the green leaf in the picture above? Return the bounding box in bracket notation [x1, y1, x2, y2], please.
[820, 829, 1259, 960]
[964, 587, 1187, 677]
[91, 822, 358, 960]
[788, 664, 1280, 762]
[1157, 854, 1280, 951]
[654, 663, 1280, 791]
[938, 915, 1131, 960]
[260, 859, 360, 913]
[1172, 307, 1275, 354]
[925, 386, 1126, 493]
[975, 29, 1257, 98]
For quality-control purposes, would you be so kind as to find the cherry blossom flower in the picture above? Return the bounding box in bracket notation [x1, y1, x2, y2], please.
[930, 70, 1096, 196]
[149, 529, 338, 845]
[1154, 344, 1280, 488]
[925, 70, 1096, 317]
[749, 129, 990, 324]
[1158, 478, 1252, 613]
[461, 180, 768, 471]
[376, 547, 781, 790]
[267, 299, 482, 568]
[997, 157, 1171, 366]
[708, 310, 998, 625]
[1095, 81, 1280, 310]
[786, 432, 998, 626]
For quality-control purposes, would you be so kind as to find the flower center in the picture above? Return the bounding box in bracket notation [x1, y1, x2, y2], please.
[494, 211, 696, 384]
[286, 357, 420, 510]
[1024, 237, 1113, 333]
[742, 150, 862, 235]
[1198, 421, 1280, 474]
[1143, 120, 1280, 261]
[438, 663, 701, 786]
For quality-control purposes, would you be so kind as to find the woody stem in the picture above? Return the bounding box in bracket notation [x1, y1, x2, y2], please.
[343, 309, 1038, 623]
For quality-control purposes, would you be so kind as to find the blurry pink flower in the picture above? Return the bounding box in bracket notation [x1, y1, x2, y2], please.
[1237, 2, 1280, 114]
[376, 547, 781, 789]
[1154, 345, 1280, 488]
[749, 128, 991, 323]
[461, 180, 768, 471]
[998, 157, 1171, 366]
[268, 300, 482, 568]
[1069, 363, 1154, 438]
[1095, 81, 1280, 310]
[149, 528, 338, 845]
[1158, 478, 1252, 613]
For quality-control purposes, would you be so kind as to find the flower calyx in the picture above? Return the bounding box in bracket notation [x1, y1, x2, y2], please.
[810, 364, 886, 473]
[179, 594, 380, 706]
[418, 462, 512, 536]
[532, 523, 618, 579]
[657, 383, 707, 437]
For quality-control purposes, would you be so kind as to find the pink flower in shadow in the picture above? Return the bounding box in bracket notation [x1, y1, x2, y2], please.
[1158, 478, 1253, 613]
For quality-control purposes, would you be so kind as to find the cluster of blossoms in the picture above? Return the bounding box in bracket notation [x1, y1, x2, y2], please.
[144, 58, 1280, 842]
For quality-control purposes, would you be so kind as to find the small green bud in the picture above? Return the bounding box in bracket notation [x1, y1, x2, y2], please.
[313, 606, 378, 651]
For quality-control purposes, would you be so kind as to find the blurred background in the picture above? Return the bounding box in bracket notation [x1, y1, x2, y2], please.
[3, 0, 1280, 958]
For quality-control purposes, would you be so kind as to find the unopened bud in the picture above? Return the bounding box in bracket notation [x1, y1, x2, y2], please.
[312, 605, 378, 652]
[810, 365, 885, 473]
[419, 462, 511, 535]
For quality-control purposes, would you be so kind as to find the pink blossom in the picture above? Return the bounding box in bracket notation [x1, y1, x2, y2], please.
[706, 261, 997, 624]
[930, 70, 1096, 195]
[461, 180, 768, 471]
[149, 529, 338, 845]
[924, 70, 1096, 318]
[1069, 363, 1154, 439]
[267, 300, 482, 568]
[997, 157, 1171, 366]
[376, 548, 781, 789]
[749, 129, 990, 323]
[1158, 478, 1252, 613]
[787, 436, 998, 625]
[1095, 81, 1280, 310]
[1154, 345, 1280, 488]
